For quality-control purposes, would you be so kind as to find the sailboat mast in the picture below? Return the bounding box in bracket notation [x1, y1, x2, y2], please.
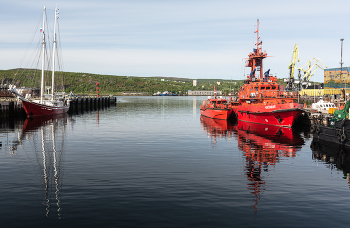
[40, 7, 46, 103]
[51, 7, 58, 100]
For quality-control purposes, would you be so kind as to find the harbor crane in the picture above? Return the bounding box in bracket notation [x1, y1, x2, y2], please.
[285, 44, 299, 90]
[296, 57, 327, 89]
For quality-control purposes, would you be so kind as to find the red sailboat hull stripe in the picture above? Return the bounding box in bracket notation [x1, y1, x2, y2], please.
[21, 99, 69, 117]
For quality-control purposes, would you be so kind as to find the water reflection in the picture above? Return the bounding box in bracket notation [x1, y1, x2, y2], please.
[311, 140, 350, 187]
[9, 114, 70, 218]
[200, 116, 235, 145]
[200, 116, 304, 214]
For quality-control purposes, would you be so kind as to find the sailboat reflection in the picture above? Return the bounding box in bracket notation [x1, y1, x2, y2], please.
[311, 140, 350, 188]
[200, 116, 304, 214]
[15, 114, 69, 218]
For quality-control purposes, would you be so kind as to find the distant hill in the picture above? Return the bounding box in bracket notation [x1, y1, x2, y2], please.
[0, 69, 245, 96]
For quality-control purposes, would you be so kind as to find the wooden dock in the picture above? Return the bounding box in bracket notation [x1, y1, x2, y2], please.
[68, 96, 117, 114]
[0, 96, 117, 118]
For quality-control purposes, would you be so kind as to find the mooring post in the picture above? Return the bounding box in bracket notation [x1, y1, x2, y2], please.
[9, 101, 14, 117]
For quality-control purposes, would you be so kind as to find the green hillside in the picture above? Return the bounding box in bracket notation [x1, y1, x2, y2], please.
[0, 69, 245, 96]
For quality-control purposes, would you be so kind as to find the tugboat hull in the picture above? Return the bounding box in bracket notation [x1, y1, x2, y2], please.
[200, 108, 233, 120]
[232, 103, 304, 127]
[313, 119, 350, 147]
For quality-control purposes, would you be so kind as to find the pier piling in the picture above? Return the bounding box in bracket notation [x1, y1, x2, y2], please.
[1, 96, 117, 118]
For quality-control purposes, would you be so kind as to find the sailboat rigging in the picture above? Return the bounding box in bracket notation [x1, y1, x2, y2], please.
[9, 6, 70, 116]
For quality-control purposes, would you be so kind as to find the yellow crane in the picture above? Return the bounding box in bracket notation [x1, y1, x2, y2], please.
[285, 44, 299, 90]
[296, 57, 327, 89]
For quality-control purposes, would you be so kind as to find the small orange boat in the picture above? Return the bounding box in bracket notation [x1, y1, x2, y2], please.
[200, 90, 233, 120]
[230, 19, 304, 127]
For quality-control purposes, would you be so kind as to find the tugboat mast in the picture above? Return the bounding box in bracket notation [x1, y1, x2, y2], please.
[246, 19, 268, 80]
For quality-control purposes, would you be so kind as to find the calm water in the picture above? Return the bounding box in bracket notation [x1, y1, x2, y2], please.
[1, 96, 350, 227]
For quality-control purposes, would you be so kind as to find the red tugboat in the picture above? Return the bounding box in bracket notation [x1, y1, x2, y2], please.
[231, 20, 304, 127]
[200, 89, 233, 120]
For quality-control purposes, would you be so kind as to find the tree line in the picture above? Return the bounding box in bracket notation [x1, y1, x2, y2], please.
[0, 69, 248, 96]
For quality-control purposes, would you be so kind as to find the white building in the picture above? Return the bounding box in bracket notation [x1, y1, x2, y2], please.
[187, 90, 222, 96]
[193, 80, 198, 86]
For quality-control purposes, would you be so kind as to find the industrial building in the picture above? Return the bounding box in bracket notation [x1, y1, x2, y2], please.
[300, 67, 350, 96]
[324, 67, 350, 88]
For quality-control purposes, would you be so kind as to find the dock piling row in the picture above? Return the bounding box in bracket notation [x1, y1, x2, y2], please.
[0, 96, 117, 118]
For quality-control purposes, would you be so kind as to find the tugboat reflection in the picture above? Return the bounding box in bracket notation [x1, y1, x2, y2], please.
[200, 116, 235, 145]
[311, 140, 350, 188]
[10, 114, 70, 218]
[200, 116, 304, 214]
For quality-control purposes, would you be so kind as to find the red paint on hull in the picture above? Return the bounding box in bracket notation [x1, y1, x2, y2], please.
[22, 114, 67, 133]
[200, 91, 233, 120]
[200, 108, 233, 120]
[235, 120, 304, 144]
[21, 99, 69, 117]
[232, 103, 303, 127]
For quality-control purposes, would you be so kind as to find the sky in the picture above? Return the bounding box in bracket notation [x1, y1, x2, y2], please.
[1, 0, 350, 82]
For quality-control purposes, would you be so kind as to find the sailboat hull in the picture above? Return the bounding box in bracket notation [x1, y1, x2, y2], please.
[21, 98, 69, 116]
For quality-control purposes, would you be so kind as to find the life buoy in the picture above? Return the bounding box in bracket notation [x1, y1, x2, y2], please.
[341, 133, 347, 142]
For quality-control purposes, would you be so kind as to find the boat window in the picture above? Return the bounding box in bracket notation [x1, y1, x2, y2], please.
[272, 86, 276, 89]
[266, 87, 270, 90]
[261, 87, 265, 89]
[255, 87, 258, 91]
[217, 101, 221, 104]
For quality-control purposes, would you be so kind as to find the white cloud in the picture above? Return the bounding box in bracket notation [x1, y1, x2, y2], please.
[1, 0, 350, 82]
[61, 48, 237, 78]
